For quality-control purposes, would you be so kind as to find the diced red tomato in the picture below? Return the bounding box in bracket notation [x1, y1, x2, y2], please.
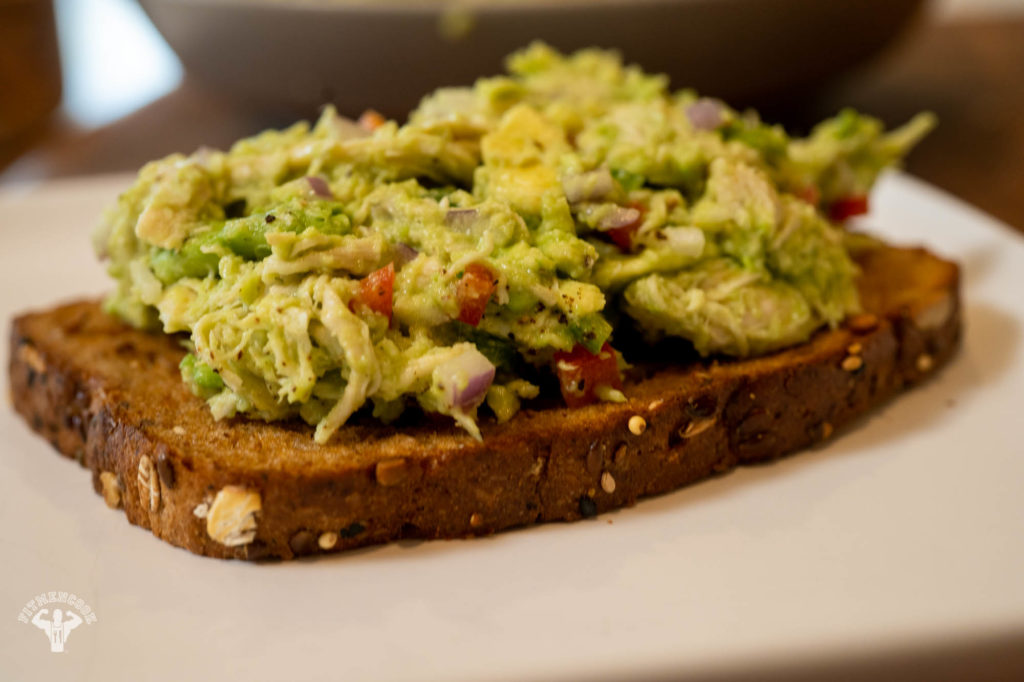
[552, 343, 623, 408]
[605, 202, 645, 252]
[456, 263, 497, 326]
[795, 185, 821, 207]
[353, 262, 394, 319]
[828, 195, 869, 222]
[358, 109, 387, 132]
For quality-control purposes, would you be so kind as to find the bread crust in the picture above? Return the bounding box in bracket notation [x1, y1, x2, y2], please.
[8, 244, 961, 560]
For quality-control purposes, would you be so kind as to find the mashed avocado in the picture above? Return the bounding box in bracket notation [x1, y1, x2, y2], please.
[95, 43, 933, 442]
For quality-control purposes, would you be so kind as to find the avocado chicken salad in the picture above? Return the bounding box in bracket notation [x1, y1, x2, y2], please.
[95, 44, 933, 442]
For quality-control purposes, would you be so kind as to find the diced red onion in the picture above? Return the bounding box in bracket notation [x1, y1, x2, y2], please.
[686, 98, 724, 131]
[437, 348, 495, 410]
[445, 208, 479, 232]
[306, 176, 333, 199]
[562, 169, 616, 204]
[394, 242, 419, 266]
[597, 206, 642, 231]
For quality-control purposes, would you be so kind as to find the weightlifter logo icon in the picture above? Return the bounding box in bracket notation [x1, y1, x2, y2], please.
[16, 590, 97, 653]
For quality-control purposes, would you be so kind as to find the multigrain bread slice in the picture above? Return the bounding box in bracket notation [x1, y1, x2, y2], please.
[9, 243, 961, 560]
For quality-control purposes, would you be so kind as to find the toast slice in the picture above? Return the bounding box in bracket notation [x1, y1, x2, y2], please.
[8, 242, 961, 560]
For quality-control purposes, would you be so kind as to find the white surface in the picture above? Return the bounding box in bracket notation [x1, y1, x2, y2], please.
[1, 173, 1023, 681]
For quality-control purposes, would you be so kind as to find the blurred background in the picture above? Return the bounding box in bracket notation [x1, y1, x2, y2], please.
[0, 0, 1021, 227]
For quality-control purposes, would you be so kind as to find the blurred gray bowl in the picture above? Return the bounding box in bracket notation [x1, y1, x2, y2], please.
[138, 0, 926, 119]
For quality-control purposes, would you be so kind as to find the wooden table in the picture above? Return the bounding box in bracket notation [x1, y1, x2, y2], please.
[3, 17, 1022, 231]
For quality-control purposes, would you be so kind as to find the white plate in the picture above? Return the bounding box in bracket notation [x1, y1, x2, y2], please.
[1, 172, 1022, 681]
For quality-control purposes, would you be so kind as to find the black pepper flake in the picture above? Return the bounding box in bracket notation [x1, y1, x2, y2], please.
[265, 214, 276, 223]
[579, 496, 598, 518]
[340, 522, 365, 538]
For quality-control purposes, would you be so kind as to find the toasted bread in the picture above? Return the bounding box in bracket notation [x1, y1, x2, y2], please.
[8, 242, 960, 560]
